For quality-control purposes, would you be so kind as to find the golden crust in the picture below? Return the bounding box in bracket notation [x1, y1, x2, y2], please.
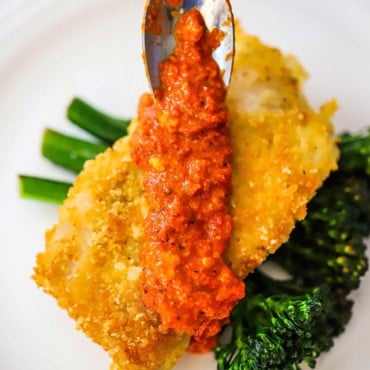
[33, 25, 339, 369]
[33, 137, 189, 370]
[225, 27, 338, 277]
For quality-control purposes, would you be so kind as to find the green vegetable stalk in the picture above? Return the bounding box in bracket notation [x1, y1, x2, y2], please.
[18, 176, 71, 204]
[67, 97, 130, 144]
[42, 128, 108, 172]
[20, 97, 132, 201]
[339, 129, 370, 175]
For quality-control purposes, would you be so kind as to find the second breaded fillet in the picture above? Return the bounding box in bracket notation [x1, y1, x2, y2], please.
[33, 25, 338, 369]
[225, 25, 339, 277]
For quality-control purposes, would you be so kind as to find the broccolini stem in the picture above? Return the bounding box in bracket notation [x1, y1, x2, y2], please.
[42, 129, 108, 172]
[67, 97, 131, 144]
[339, 130, 370, 175]
[18, 175, 71, 204]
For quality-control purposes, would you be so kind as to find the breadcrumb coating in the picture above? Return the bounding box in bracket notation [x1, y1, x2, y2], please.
[225, 25, 339, 277]
[33, 25, 338, 369]
[33, 137, 189, 370]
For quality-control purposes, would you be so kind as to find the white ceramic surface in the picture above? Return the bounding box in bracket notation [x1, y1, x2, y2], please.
[0, 1, 369, 369]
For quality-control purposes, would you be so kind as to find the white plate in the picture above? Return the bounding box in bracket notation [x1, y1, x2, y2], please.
[0, 1, 369, 369]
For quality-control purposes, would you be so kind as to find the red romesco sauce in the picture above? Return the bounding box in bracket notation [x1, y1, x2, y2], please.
[130, 9, 245, 342]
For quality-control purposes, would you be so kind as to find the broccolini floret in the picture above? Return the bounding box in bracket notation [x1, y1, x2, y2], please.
[215, 130, 370, 369]
[216, 274, 335, 370]
[272, 173, 369, 295]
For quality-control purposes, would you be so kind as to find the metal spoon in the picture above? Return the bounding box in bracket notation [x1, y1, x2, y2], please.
[143, 0, 234, 92]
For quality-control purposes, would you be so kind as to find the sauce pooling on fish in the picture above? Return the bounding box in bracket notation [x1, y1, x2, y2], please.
[130, 8, 245, 343]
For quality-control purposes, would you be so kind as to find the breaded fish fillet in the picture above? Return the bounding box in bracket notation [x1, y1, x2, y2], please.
[34, 137, 189, 369]
[33, 26, 338, 369]
[225, 25, 339, 277]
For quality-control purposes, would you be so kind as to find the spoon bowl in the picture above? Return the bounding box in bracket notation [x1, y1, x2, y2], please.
[143, 0, 234, 92]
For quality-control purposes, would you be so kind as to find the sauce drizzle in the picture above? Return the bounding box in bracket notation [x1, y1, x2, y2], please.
[131, 8, 245, 342]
